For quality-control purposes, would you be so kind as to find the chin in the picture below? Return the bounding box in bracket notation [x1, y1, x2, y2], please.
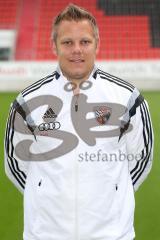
[73, 74, 86, 80]
[70, 71, 85, 79]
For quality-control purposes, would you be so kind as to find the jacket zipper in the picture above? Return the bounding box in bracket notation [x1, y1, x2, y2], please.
[75, 149, 79, 240]
[75, 101, 78, 112]
[73, 92, 79, 239]
[74, 94, 79, 112]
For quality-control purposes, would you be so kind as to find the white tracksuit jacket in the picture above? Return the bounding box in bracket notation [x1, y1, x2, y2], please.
[5, 66, 153, 240]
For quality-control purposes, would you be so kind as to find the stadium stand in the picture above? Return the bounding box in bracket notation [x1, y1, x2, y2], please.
[15, 0, 39, 59]
[0, 0, 21, 29]
[97, 0, 160, 59]
[0, 0, 160, 91]
[34, 0, 160, 60]
[0, 0, 160, 60]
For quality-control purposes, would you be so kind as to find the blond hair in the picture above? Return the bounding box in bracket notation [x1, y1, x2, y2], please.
[51, 4, 99, 43]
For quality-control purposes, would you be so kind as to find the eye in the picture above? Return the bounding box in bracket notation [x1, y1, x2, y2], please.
[81, 40, 91, 45]
[62, 40, 72, 45]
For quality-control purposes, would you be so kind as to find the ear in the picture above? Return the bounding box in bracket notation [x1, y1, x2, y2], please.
[96, 38, 100, 55]
[52, 41, 58, 56]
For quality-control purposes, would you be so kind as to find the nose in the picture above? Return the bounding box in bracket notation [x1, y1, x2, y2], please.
[72, 42, 82, 54]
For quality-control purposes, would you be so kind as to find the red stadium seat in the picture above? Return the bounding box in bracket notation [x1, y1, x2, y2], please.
[1, 0, 160, 60]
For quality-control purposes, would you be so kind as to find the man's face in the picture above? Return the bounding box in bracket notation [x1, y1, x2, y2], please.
[54, 20, 99, 82]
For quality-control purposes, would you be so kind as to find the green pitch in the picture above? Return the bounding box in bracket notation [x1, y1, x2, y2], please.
[0, 91, 159, 239]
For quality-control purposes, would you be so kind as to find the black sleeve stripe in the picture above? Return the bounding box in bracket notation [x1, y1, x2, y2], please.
[10, 107, 27, 180]
[21, 76, 49, 95]
[144, 101, 153, 144]
[6, 107, 26, 185]
[7, 158, 25, 189]
[97, 69, 135, 90]
[141, 101, 152, 150]
[97, 69, 134, 92]
[97, 69, 134, 89]
[100, 75, 133, 92]
[130, 101, 150, 178]
[6, 106, 26, 183]
[132, 102, 153, 185]
[130, 101, 153, 184]
[130, 101, 150, 176]
[7, 155, 26, 185]
[142, 103, 150, 145]
[22, 73, 55, 95]
[129, 94, 144, 118]
[14, 158, 26, 179]
[22, 74, 56, 97]
[5, 107, 12, 154]
[5, 106, 16, 155]
[21, 71, 57, 95]
[5, 106, 26, 189]
[130, 103, 148, 178]
[10, 108, 27, 181]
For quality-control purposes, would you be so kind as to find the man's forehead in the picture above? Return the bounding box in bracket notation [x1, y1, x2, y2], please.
[57, 20, 95, 37]
[57, 19, 93, 30]
[59, 19, 91, 25]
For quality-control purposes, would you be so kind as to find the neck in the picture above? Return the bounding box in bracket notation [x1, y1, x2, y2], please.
[73, 84, 80, 95]
[67, 78, 85, 96]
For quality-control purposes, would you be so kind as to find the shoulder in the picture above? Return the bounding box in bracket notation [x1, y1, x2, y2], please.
[96, 68, 135, 93]
[96, 68, 144, 113]
[21, 71, 60, 99]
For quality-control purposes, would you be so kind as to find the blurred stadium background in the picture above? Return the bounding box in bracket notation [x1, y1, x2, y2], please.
[0, 0, 159, 239]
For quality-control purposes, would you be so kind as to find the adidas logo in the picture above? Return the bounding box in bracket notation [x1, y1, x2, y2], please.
[43, 108, 57, 119]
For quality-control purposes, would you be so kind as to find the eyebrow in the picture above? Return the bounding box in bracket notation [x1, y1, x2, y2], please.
[60, 36, 93, 41]
[60, 38, 72, 41]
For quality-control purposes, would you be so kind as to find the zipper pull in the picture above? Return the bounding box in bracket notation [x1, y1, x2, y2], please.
[38, 179, 42, 186]
[75, 103, 78, 112]
[74, 93, 79, 112]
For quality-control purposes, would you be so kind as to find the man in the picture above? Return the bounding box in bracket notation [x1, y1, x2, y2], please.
[5, 4, 153, 240]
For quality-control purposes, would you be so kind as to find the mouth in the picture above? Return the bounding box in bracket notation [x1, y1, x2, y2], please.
[69, 59, 85, 63]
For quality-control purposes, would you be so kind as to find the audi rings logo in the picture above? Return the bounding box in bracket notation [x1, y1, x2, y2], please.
[38, 122, 61, 131]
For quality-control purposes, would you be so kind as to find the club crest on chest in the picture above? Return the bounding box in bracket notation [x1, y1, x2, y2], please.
[94, 106, 112, 125]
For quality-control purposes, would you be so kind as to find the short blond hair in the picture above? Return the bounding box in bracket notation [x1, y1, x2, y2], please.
[51, 4, 99, 43]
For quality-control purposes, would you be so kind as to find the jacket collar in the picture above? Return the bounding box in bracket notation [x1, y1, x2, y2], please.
[55, 65, 98, 82]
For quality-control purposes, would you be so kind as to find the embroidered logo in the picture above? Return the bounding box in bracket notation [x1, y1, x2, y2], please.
[94, 106, 112, 125]
[39, 108, 61, 133]
[38, 122, 61, 131]
[43, 108, 57, 119]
